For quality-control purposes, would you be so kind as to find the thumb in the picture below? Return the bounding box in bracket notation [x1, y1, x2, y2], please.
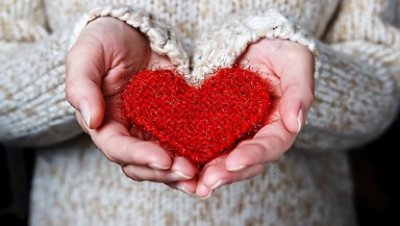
[278, 86, 310, 133]
[278, 55, 314, 133]
[65, 39, 106, 129]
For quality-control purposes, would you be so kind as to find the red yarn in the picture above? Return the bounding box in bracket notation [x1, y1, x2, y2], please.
[121, 68, 274, 167]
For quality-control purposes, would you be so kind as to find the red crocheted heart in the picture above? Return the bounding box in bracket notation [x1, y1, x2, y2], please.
[121, 68, 274, 167]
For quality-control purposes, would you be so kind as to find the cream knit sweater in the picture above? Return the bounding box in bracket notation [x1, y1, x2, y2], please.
[1, 0, 399, 225]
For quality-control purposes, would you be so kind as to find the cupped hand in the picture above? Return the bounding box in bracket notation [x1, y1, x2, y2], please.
[195, 38, 315, 198]
[65, 17, 198, 192]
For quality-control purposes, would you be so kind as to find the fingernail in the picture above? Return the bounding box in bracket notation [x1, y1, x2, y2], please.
[149, 162, 170, 170]
[167, 171, 192, 181]
[80, 100, 91, 128]
[226, 163, 246, 172]
[177, 184, 193, 195]
[297, 109, 303, 133]
[197, 184, 212, 200]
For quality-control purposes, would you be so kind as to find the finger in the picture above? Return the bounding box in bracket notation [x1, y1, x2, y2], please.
[225, 119, 295, 171]
[65, 37, 106, 129]
[169, 156, 199, 180]
[278, 51, 315, 133]
[89, 119, 172, 169]
[122, 164, 169, 182]
[167, 178, 198, 195]
[196, 160, 265, 199]
[176, 179, 198, 194]
[121, 156, 197, 183]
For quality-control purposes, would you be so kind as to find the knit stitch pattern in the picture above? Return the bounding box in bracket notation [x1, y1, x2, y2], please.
[0, 0, 399, 225]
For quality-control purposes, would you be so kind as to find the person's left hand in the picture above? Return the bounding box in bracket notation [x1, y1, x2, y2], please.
[195, 38, 315, 199]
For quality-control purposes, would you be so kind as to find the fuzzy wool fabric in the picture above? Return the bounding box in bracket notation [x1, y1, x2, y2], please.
[1, 0, 400, 225]
[120, 68, 274, 167]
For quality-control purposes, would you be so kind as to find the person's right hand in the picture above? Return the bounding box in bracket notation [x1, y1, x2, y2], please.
[66, 17, 198, 194]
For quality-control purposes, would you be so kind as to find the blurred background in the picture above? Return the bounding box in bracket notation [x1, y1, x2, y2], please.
[1, 113, 399, 226]
[349, 113, 400, 226]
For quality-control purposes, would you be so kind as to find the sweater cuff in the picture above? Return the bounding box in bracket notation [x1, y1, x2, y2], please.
[0, 33, 81, 148]
[191, 9, 398, 152]
[69, 5, 189, 75]
[295, 43, 399, 151]
[191, 8, 318, 84]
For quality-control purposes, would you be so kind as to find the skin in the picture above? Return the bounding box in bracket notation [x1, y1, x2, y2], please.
[194, 39, 315, 198]
[65, 17, 314, 198]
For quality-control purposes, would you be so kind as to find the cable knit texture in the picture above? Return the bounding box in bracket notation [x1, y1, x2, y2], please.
[0, 32, 81, 147]
[69, 5, 190, 75]
[325, 0, 400, 81]
[0, 0, 47, 42]
[0, 0, 399, 225]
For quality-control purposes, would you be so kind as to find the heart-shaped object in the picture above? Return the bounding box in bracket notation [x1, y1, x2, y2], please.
[121, 68, 274, 167]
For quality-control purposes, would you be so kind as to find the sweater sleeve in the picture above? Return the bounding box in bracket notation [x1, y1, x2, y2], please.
[301, 0, 400, 151]
[0, 0, 81, 148]
[191, 8, 399, 152]
[0, 35, 82, 148]
[0, 0, 48, 42]
[325, 0, 400, 82]
[0, 5, 187, 148]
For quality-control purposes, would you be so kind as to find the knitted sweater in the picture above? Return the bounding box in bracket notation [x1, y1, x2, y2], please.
[1, 0, 399, 225]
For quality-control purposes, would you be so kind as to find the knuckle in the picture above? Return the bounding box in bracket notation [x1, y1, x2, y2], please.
[64, 81, 79, 103]
[204, 166, 229, 184]
[129, 141, 157, 163]
[252, 138, 283, 162]
[91, 138, 120, 163]
[247, 142, 267, 160]
[101, 147, 119, 163]
[305, 87, 315, 102]
[152, 171, 167, 182]
[268, 136, 287, 154]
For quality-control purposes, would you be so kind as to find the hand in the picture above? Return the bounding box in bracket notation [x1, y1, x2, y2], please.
[195, 38, 315, 198]
[65, 17, 198, 192]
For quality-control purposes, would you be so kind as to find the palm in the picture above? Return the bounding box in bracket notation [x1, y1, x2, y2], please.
[100, 49, 146, 130]
[67, 17, 198, 189]
[103, 52, 174, 139]
[195, 38, 315, 198]
[238, 46, 284, 133]
[236, 39, 289, 147]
